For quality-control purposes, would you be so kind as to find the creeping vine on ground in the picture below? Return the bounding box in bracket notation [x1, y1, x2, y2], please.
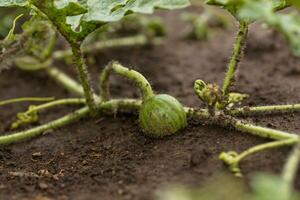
[1, 0, 300, 197]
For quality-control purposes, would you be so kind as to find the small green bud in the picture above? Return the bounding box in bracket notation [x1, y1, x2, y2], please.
[228, 92, 249, 104]
[139, 94, 187, 138]
[194, 79, 222, 107]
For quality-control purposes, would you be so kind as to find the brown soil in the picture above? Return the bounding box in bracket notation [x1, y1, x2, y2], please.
[1, 8, 300, 200]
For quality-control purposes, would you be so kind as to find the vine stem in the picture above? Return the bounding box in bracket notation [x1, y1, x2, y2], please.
[219, 138, 299, 176]
[0, 97, 55, 106]
[281, 142, 300, 199]
[222, 21, 248, 97]
[100, 61, 154, 102]
[0, 99, 298, 145]
[71, 42, 97, 114]
[234, 120, 298, 140]
[53, 35, 162, 60]
[0, 99, 140, 145]
[187, 108, 298, 140]
[0, 99, 298, 144]
[234, 139, 299, 162]
[230, 103, 300, 116]
[0, 106, 90, 145]
[12, 63, 298, 146]
[26, 98, 85, 114]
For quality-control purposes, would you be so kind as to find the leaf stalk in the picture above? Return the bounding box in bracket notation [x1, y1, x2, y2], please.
[71, 43, 97, 114]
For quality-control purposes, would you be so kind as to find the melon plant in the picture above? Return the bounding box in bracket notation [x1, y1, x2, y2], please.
[1, 1, 300, 198]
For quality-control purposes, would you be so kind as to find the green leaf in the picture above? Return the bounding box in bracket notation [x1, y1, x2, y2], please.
[54, 0, 87, 16]
[287, 0, 300, 8]
[158, 174, 248, 200]
[83, 0, 190, 23]
[30, 0, 190, 42]
[158, 173, 300, 200]
[250, 173, 300, 200]
[0, 0, 28, 7]
[205, 0, 289, 20]
[205, 0, 243, 17]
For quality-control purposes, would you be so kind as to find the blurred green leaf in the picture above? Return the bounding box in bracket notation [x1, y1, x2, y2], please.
[0, 0, 28, 7]
[30, 0, 190, 41]
[239, 0, 300, 56]
[288, 0, 300, 8]
[158, 173, 300, 200]
[250, 173, 300, 200]
[205, 0, 290, 20]
[158, 174, 247, 200]
[1, 0, 190, 42]
[181, 10, 230, 41]
[206, 0, 243, 17]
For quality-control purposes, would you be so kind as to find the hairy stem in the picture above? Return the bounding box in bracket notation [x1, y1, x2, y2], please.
[282, 142, 300, 198]
[100, 99, 142, 111]
[30, 1, 97, 113]
[99, 64, 113, 102]
[53, 35, 162, 60]
[222, 22, 248, 97]
[230, 103, 300, 116]
[100, 62, 154, 102]
[0, 97, 55, 106]
[234, 120, 298, 140]
[71, 43, 97, 114]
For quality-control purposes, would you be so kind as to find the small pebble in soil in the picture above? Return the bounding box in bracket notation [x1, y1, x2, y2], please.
[38, 182, 49, 190]
[32, 152, 42, 158]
